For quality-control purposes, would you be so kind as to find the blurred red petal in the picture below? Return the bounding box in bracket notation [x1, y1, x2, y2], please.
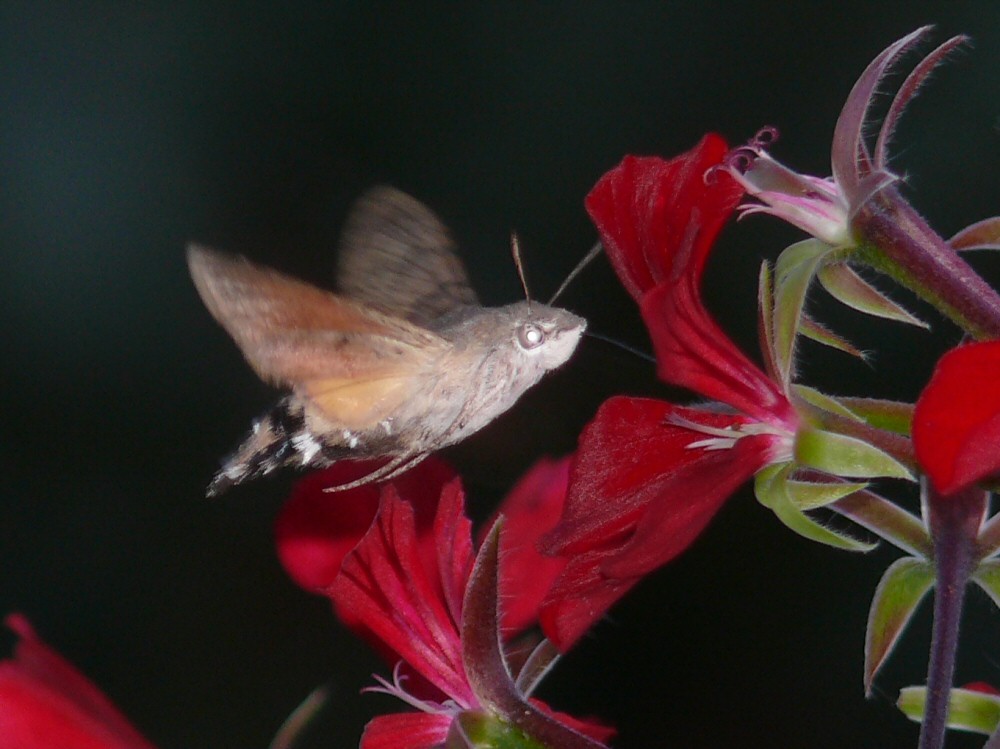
[360, 712, 452, 749]
[913, 342, 1000, 496]
[585, 134, 743, 301]
[962, 682, 1000, 695]
[0, 615, 156, 749]
[275, 458, 455, 593]
[484, 457, 571, 636]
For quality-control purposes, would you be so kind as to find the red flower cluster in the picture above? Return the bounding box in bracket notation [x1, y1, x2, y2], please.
[540, 136, 799, 649]
[276, 458, 613, 749]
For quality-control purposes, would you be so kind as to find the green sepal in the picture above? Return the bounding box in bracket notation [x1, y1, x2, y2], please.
[950, 216, 1000, 251]
[864, 558, 934, 695]
[794, 426, 914, 480]
[798, 313, 866, 359]
[792, 385, 865, 421]
[448, 712, 547, 749]
[754, 465, 876, 552]
[818, 262, 929, 328]
[834, 397, 913, 436]
[898, 685, 1000, 735]
[772, 239, 833, 387]
[757, 261, 780, 383]
[785, 477, 869, 510]
[829, 489, 931, 558]
[972, 560, 1000, 608]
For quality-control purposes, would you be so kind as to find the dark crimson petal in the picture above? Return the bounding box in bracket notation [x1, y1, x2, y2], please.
[603, 434, 772, 578]
[913, 341, 1000, 496]
[331, 488, 476, 707]
[539, 546, 641, 651]
[0, 615, 157, 749]
[543, 396, 759, 556]
[641, 281, 796, 427]
[483, 457, 571, 637]
[360, 712, 453, 749]
[275, 459, 455, 593]
[539, 397, 773, 649]
[434, 480, 476, 635]
[585, 134, 743, 302]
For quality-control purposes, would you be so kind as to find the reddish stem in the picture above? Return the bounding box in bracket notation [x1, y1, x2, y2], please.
[852, 188, 1000, 340]
[918, 483, 987, 749]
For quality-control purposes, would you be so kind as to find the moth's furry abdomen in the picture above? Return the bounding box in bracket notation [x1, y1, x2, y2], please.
[207, 398, 364, 496]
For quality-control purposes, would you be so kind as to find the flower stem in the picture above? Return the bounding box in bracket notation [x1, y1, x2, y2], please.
[919, 484, 986, 749]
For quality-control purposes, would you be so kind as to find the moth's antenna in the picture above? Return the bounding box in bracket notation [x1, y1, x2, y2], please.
[510, 231, 532, 310]
[549, 240, 603, 305]
[585, 331, 656, 364]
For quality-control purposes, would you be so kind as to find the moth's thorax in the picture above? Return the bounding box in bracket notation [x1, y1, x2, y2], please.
[423, 300, 587, 444]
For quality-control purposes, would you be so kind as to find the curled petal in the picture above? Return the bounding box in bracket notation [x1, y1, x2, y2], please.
[641, 280, 797, 427]
[913, 342, 1000, 496]
[585, 135, 743, 301]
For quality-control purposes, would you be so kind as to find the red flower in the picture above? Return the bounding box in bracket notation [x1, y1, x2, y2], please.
[541, 136, 798, 650]
[0, 615, 156, 749]
[913, 341, 1000, 496]
[275, 458, 612, 749]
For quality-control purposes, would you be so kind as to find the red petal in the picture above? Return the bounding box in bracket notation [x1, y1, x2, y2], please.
[539, 546, 642, 652]
[485, 457, 571, 637]
[962, 682, 1000, 695]
[360, 712, 453, 749]
[641, 281, 796, 427]
[913, 342, 1000, 496]
[539, 397, 773, 649]
[275, 459, 454, 593]
[585, 134, 743, 301]
[529, 698, 616, 745]
[331, 487, 476, 707]
[0, 615, 156, 749]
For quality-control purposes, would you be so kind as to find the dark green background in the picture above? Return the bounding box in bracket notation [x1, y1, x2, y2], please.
[3, 4, 1000, 748]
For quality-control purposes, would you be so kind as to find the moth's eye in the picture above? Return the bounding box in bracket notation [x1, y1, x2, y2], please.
[517, 322, 545, 350]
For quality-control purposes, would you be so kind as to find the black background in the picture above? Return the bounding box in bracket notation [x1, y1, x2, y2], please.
[3, 4, 1000, 748]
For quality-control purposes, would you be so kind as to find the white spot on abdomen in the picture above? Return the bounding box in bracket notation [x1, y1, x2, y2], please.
[291, 433, 323, 464]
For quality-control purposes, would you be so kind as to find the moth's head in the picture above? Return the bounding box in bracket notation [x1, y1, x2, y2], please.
[504, 300, 587, 373]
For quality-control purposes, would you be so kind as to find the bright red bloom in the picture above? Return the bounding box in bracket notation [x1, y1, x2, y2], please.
[0, 615, 157, 749]
[913, 341, 1000, 496]
[541, 136, 798, 650]
[275, 458, 611, 749]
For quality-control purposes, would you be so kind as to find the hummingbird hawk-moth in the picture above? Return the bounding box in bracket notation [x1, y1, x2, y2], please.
[188, 186, 586, 496]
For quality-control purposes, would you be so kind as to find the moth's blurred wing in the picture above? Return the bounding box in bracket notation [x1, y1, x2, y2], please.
[302, 374, 414, 429]
[187, 245, 449, 392]
[337, 186, 479, 326]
